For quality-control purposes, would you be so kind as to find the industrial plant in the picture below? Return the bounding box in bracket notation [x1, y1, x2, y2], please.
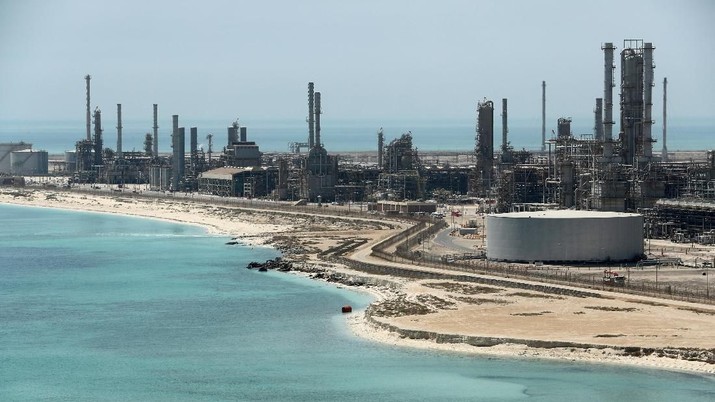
[1, 40, 714, 257]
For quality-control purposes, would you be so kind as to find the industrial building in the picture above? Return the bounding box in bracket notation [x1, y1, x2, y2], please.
[5, 40, 713, 254]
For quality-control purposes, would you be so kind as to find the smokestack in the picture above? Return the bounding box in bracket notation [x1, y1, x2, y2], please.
[93, 107, 103, 166]
[541, 81, 546, 152]
[308, 82, 315, 148]
[642, 42, 655, 159]
[153, 104, 159, 157]
[116, 104, 122, 159]
[502, 98, 508, 152]
[172, 115, 179, 160]
[85, 75, 91, 141]
[602, 42, 616, 160]
[314, 92, 321, 148]
[662, 77, 668, 161]
[377, 127, 384, 169]
[190, 127, 197, 169]
[595, 98, 603, 141]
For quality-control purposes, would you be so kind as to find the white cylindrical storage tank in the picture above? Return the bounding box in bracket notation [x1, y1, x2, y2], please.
[64, 150, 77, 173]
[486, 210, 643, 262]
[10, 150, 49, 176]
[0, 142, 32, 174]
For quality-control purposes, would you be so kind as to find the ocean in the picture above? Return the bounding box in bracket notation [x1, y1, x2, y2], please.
[0, 204, 713, 401]
[0, 118, 712, 155]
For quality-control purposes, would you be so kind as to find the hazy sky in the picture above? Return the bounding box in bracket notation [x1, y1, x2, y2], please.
[1, 0, 714, 126]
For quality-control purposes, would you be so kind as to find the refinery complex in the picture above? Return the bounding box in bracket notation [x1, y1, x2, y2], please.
[1, 40, 714, 253]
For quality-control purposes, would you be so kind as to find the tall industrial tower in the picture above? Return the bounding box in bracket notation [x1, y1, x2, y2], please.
[153, 104, 159, 158]
[541, 81, 546, 152]
[662, 77, 668, 161]
[308, 82, 315, 149]
[475, 98, 494, 196]
[85, 75, 92, 142]
[602, 42, 616, 161]
[116, 104, 122, 159]
[619, 39, 655, 165]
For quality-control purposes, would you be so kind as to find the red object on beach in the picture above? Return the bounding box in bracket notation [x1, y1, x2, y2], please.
[341, 305, 353, 313]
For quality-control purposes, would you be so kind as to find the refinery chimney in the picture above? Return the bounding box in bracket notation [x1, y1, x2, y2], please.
[377, 127, 384, 169]
[116, 104, 122, 159]
[314, 92, 321, 148]
[602, 43, 616, 160]
[308, 82, 315, 148]
[93, 107, 103, 166]
[153, 104, 159, 157]
[85, 75, 92, 141]
[662, 77, 668, 161]
[502, 98, 508, 153]
[541, 81, 546, 152]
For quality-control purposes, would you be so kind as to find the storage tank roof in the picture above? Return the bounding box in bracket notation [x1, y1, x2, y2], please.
[492, 210, 641, 219]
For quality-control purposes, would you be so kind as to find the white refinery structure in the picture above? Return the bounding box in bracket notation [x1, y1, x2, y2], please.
[486, 210, 644, 263]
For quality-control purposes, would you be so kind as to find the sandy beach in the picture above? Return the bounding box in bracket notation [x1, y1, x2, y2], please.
[2, 186, 714, 376]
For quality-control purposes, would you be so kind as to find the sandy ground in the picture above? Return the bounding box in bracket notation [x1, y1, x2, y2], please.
[2, 186, 714, 376]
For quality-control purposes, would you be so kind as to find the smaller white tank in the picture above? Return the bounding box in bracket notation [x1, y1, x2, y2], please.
[10, 150, 49, 175]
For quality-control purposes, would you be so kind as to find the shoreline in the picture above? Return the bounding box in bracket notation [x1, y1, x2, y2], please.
[2, 187, 714, 377]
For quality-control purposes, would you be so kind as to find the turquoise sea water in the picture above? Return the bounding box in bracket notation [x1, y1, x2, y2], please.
[1, 204, 713, 401]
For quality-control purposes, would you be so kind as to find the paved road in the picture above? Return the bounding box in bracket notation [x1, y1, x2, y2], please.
[432, 226, 476, 254]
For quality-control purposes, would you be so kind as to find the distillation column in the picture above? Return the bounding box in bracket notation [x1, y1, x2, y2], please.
[642, 42, 655, 160]
[308, 82, 315, 149]
[602, 43, 615, 160]
[85, 75, 92, 142]
[476, 99, 494, 196]
[377, 128, 384, 169]
[93, 108, 103, 166]
[594, 98, 603, 141]
[314, 92, 321, 148]
[116, 104, 123, 159]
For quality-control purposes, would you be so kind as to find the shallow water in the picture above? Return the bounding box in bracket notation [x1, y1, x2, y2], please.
[1, 204, 713, 401]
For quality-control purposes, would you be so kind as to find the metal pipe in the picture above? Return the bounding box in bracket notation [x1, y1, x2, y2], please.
[642, 42, 655, 159]
[662, 77, 668, 161]
[116, 104, 122, 159]
[602, 43, 615, 160]
[308, 82, 315, 148]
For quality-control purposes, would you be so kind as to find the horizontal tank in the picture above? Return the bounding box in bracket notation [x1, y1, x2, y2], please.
[486, 210, 643, 262]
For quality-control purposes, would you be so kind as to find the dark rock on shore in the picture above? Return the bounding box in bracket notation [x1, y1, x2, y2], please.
[246, 257, 293, 272]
